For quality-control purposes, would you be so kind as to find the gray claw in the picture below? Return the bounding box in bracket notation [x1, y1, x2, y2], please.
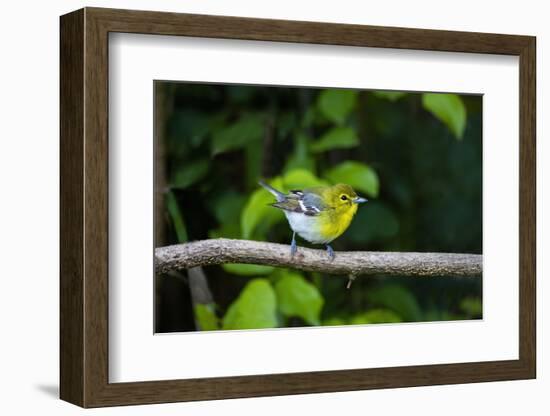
[326, 244, 335, 261]
[290, 232, 297, 257]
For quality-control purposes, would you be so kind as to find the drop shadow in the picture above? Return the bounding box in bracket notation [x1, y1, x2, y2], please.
[35, 384, 59, 398]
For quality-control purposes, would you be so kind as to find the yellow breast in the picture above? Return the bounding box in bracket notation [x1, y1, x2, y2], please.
[318, 203, 358, 242]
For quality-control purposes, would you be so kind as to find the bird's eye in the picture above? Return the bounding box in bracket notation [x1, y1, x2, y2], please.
[340, 195, 348, 201]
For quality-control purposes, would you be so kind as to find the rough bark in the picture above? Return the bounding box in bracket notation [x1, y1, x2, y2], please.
[155, 238, 482, 278]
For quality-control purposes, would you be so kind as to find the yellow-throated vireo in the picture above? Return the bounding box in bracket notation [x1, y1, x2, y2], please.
[259, 180, 367, 260]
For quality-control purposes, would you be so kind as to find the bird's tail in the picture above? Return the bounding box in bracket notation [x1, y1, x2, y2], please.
[258, 180, 286, 202]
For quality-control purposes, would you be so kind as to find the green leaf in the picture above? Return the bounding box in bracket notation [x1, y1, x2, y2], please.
[372, 91, 407, 102]
[423, 309, 459, 322]
[275, 272, 324, 325]
[241, 177, 285, 239]
[324, 161, 379, 198]
[349, 309, 403, 325]
[346, 201, 399, 244]
[222, 279, 278, 330]
[282, 169, 329, 190]
[165, 191, 188, 242]
[211, 113, 264, 155]
[208, 223, 240, 239]
[366, 284, 422, 321]
[194, 304, 219, 331]
[322, 317, 347, 326]
[284, 133, 316, 173]
[222, 263, 275, 276]
[310, 127, 360, 153]
[422, 93, 467, 139]
[210, 191, 246, 225]
[170, 158, 209, 189]
[459, 297, 482, 318]
[317, 89, 358, 125]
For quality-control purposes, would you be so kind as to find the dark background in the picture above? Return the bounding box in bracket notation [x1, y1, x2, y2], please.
[154, 82, 482, 333]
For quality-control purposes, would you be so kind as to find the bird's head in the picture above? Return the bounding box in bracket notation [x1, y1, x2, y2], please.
[327, 184, 368, 212]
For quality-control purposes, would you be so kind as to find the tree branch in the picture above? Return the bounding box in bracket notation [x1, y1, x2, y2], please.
[155, 238, 482, 278]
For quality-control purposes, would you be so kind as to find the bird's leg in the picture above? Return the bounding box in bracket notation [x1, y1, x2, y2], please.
[290, 232, 297, 257]
[326, 244, 335, 261]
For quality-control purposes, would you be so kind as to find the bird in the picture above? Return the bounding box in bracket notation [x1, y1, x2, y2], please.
[259, 180, 367, 260]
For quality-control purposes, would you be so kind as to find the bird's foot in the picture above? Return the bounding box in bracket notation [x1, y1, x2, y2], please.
[326, 244, 335, 261]
[290, 233, 297, 257]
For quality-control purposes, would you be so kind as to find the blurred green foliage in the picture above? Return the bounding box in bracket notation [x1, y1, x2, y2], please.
[194, 304, 219, 331]
[222, 279, 278, 330]
[156, 83, 482, 333]
[275, 271, 324, 326]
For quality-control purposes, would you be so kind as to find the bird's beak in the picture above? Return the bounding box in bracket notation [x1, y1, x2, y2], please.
[354, 196, 368, 204]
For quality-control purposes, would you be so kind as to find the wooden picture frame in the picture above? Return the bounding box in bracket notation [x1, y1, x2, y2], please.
[60, 7, 536, 408]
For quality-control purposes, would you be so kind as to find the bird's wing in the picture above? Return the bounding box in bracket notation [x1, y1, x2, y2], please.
[272, 190, 327, 216]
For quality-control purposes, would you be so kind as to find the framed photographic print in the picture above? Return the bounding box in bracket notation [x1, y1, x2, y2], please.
[60, 7, 536, 408]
